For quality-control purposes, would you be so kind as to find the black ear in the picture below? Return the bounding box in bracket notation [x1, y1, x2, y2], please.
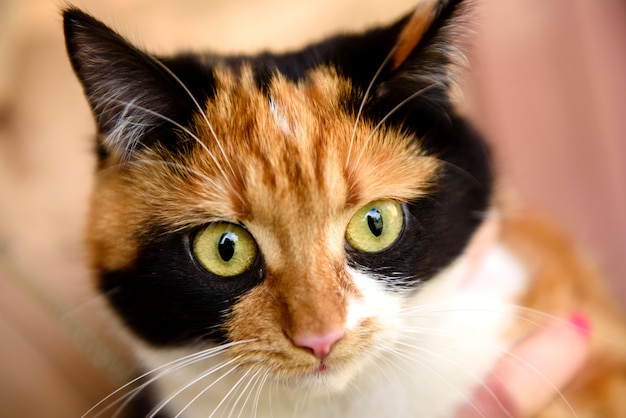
[63, 8, 215, 161]
[372, 0, 470, 119]
[317, 0, 470, 125]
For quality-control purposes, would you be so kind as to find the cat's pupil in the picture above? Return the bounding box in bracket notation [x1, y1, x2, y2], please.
[366, 209, 384, 237]
[218, 232, 237, 262]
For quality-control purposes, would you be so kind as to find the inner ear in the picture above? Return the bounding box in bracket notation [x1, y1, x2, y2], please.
[391, 0, 441, 70]
[364, 0, 471, 127]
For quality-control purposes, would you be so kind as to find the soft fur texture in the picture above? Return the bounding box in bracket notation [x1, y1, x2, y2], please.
[63, 0, 626, 417]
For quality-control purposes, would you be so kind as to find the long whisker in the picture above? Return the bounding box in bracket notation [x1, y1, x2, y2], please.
[396, 340, 513, 418]
[156, 355, 244, 418]
[111, 350, 240, 418]
[351, 83, 442, 170]
[252, 369, 271, 418]
[83, 341, 251, 417]
[383, 344, 486, 418]
[415, 154, 486, 189]
[267, 376, 278, 418]
[245, 369, 270, 418]
[370, 82, 444, 142]
[398, 304, 578, 337]
[365, 350, 404, 394]
[345, 44, 398, 169]
[119, 355, 241, 415]
[147, 55, 238, 180]
[207, 367, 255, 418]
[408, 330, 578, 418]
[501, 347, 578, 417]
[228, 367, 264, 418]
[396, 303, 584, 417]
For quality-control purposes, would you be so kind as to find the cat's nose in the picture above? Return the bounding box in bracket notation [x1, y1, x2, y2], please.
[292, 330, 345, 360]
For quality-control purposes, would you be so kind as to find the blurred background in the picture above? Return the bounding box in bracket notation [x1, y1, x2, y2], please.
[0, 0, 624, 416]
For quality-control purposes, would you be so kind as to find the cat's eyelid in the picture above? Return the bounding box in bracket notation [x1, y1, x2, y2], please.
[195, 219, 249, 230]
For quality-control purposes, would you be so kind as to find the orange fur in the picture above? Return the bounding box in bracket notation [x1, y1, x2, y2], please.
[502, 211, 626, 416]
[88, 173, 141, 273]
[392, 0, 439, 69]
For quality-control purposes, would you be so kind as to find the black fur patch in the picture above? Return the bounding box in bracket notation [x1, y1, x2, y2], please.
[99, 227, 264, 346]
[214, 18, 406, 96]
[347, 116, 491, 289]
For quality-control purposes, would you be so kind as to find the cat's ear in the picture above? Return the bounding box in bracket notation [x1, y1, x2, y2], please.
[341, 0, 471, 119]
[63, 8, 214, 161]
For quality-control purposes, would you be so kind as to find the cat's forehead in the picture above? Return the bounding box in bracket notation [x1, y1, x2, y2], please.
[187, 66, 441, 224]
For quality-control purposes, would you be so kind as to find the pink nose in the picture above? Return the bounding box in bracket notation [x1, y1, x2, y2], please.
[292, 330, 345, 360]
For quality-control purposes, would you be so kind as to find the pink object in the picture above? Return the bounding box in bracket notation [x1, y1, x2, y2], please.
[292, 330, 345, 360]
[569, 311, 593, 341]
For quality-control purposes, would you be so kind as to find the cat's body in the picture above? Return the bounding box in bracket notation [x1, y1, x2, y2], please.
[63, 1, 626, 417]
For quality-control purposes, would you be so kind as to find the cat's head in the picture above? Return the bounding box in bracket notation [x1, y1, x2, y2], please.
[64, 0, 491, 391]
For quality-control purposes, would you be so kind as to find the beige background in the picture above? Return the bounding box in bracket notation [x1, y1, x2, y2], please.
[1, 0, 624, 416]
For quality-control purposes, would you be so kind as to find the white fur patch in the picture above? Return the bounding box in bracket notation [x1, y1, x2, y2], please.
[269, 97, 294, 136]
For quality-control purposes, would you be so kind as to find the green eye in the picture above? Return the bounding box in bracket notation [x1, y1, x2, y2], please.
[346, 200, 404, 253]
[193, 223, 258, 277]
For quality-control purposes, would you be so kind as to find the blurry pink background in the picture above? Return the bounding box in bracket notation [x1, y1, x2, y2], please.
[0, 0, 624, 415]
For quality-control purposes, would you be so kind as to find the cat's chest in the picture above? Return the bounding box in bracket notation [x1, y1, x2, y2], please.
[136, 242, 528, 418]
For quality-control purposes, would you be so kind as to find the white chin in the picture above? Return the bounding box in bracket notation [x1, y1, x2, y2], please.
[280, 363, 360, 395]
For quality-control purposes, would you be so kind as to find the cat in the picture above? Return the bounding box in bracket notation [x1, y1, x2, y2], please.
[63, 0, 626, 417]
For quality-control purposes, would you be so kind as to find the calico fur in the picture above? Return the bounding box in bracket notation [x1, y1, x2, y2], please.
[63, 0, 626, 417]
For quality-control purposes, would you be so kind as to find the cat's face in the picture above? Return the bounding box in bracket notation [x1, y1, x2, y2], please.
[65, 0, 491, 393]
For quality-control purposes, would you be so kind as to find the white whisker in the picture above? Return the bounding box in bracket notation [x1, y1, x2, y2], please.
[252, 370, 271, 418]
[345, 45, 397, 169]
[146, 55, 239, 180]
[160, 355, 243, 418]
[491, 344, 579, 418]
[365, 350, 404, 395]
[207, 367, 255, 418]
[229, 368, 264, 418]
[398, 303, 571, 335]
[352, 83, 442, 170]
[112, 350, 238, 418]
[83, 341, 251, 417]
[395, 340, 513, 418]
[383, 345, 486, 418]
[396, 303, 582, 417]
[415, 154, 487, 189]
